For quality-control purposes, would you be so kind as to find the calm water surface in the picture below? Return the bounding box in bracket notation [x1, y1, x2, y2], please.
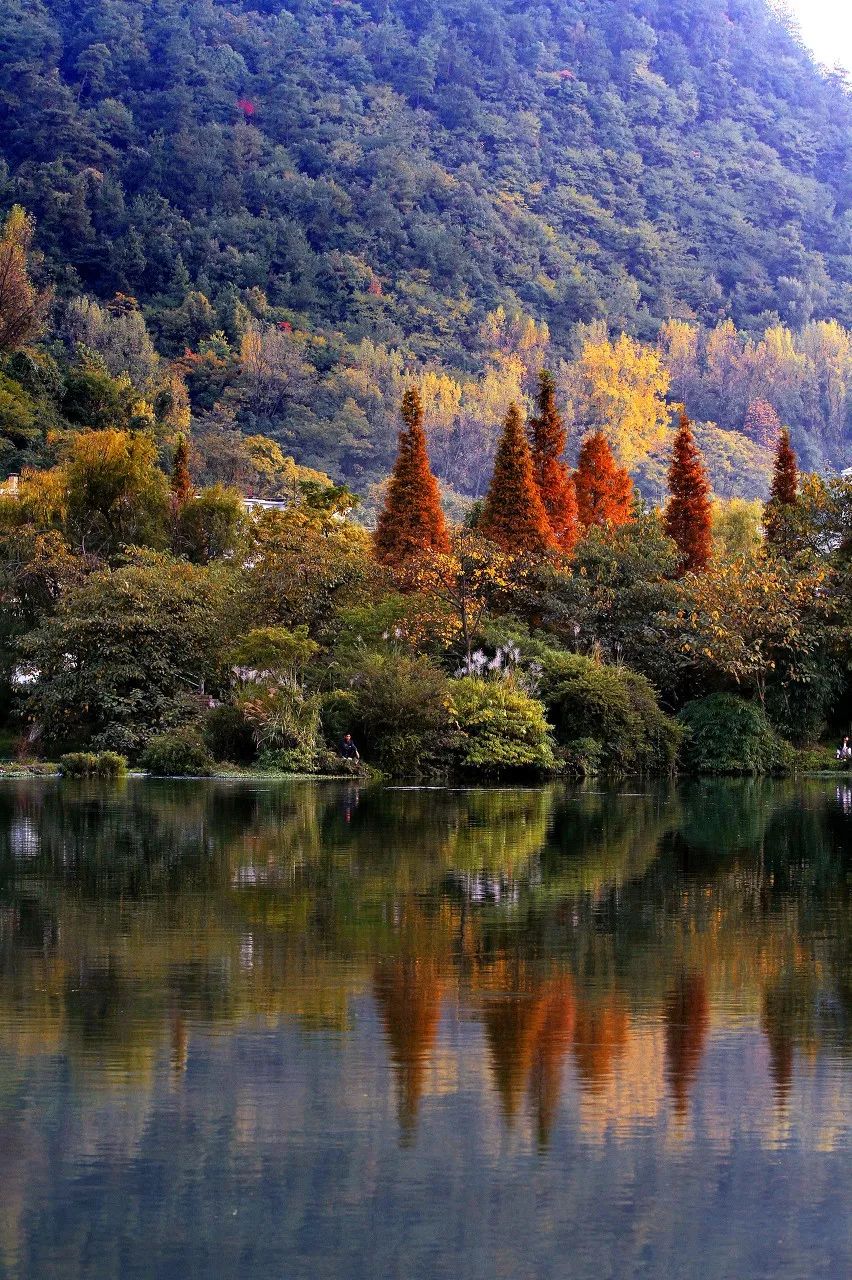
[0, 777, 849, 1278]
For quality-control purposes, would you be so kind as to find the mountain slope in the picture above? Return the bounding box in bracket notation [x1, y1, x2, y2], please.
[1, 0, 849, 355]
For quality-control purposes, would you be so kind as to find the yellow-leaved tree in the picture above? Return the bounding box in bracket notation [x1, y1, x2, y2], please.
[566, 331, 670, 468]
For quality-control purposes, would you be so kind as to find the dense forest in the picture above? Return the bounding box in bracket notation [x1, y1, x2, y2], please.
[0, 0, 851, 492]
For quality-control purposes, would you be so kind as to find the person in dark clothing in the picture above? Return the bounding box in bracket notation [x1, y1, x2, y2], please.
[339, 733, 360, 761]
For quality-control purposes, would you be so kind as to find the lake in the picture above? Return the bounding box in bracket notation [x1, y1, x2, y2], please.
[0, 777, 849, 1278]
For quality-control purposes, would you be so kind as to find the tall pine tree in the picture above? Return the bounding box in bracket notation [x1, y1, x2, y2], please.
[763, 427, 798, 555]
[529, 370, 579, 554]
[664, 411, 712, 575]
[171, 434, 192, 509]
[375, 387, 449, 567]
[573, 431, 633, 530]
[479, 403, 555, 554]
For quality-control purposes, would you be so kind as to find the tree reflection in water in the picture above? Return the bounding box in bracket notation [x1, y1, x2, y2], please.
[0, 776, 848, 1145]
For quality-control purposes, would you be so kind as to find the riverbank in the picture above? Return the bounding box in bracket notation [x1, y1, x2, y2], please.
[0, 752, 848, 781]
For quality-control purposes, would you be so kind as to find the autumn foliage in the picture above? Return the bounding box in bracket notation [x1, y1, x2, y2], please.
[573, 431, 633, 530]
[664, 411, 713, 575]
[0, 205, 51, 353]
[769, 428, 798, 508]
[529, 370, 579, 553]
[375, 387, 449, 566]
[171, 435, 192, 509]
[479, 403, 556, 554]
[763, 428, 799, 555]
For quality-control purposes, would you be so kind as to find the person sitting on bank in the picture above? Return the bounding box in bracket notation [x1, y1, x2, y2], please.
[339, 733, 360, 761]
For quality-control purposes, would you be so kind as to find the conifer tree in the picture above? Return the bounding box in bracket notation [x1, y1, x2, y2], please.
[171, 434, 193, 509]
[573, 431, 633, 530]
[529, 370, 579, 554]
[375, 387, 449, 567]
[763, 427, 798, 554]
[664, 410, 713, 575]
[479, 403, 556, 554]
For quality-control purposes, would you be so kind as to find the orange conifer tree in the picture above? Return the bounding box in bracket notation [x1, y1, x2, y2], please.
[664, 410, 712, 575]
[573, 430, 633, 530]
[529, 369, 579, 553]
[479, 403, 556, 554]
[374, 387, 449, 566]
[171, 434, 192, 509]
[763, 428, 799, 556]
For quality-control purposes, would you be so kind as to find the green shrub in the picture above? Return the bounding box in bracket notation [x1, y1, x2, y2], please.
[320, 689, 360, 746]
[59, 751, 127, 778]
[792, 745, 849, 773]
[447, 677, 555, 773]
[203, 705, 256, 763]
[349, 652, 451, 772]
[539, 652, 681, 773]
[559, 736, 604, 777]
[678, 694, 792, 775]
[141, 730, 213, 776]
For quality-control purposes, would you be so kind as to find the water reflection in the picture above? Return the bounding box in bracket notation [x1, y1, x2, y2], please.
[0, 778, 849, 1277]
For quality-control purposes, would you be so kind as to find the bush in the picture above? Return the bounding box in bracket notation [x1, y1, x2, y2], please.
[141, 730, 213, 776]
[59, 751, 127, 778]
[238, 684, 321, 764]
[320, 689, 360, 746]
[559, 736, 604, 777]
[539, 652, 681, 774]
[446, 677, 555, 773]
[203, 705, 256, 763]
[349, 652, 451, 772]
[678, 694, 792, 775]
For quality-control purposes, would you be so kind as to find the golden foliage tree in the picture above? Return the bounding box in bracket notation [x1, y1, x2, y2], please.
[570, 330, 670, 467]
[0, 206, 51, 352]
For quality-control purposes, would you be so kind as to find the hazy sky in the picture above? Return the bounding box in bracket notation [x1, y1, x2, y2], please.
[788, 0, 852, 72]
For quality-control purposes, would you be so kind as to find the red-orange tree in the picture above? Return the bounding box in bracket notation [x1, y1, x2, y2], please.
[763, 428, 799, 555]
[374, 387, 449, 566]
[529, 370, 579, 554]
[479, 403, 555, 554]
[171, 435, 192, 509]
[664, 411, 712, 575]
[573, 431, 633, 529]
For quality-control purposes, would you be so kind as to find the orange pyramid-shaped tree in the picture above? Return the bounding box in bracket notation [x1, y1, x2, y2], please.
[374, 387, 449, 566]
[763, 428, 798, 554]
[529, 370, 579, 554]
[171, 434, 192, 510]
[574, 431, 633, 530]
[479, 403, 556, 554]
[664, 410, 713, 575]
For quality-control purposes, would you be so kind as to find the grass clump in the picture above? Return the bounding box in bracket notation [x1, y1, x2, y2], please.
[59, 751, 127, 778]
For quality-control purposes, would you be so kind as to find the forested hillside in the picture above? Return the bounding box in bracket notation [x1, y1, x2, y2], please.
[1, 0, 851, 490]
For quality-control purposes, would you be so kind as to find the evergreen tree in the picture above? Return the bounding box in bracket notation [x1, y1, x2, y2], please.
[529, 370, 579, 554]
[574, 431, 633, 530]
[374, 387, 449, 566]
[664, 411, 713, 575]
[479, 403, 555, 554]
[763, 428, 798, 554]
[171, 435, 193, 509]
